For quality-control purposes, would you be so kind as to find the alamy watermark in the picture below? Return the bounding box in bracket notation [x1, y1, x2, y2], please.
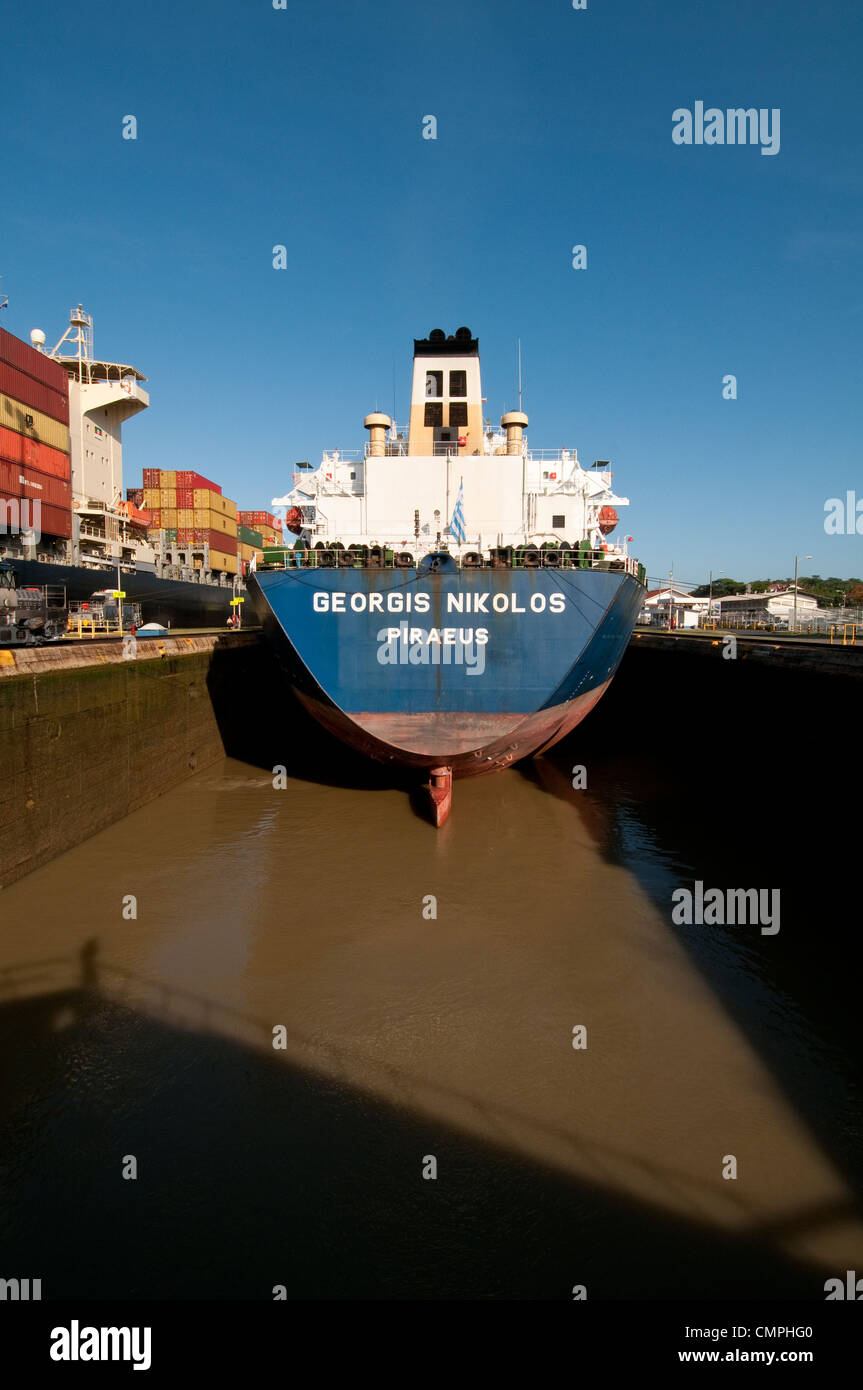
[671, 881, 780, 935]
[0, 497, 42, 542]
[1, 1276, 41, 1300]
[377, 622, 487, 674]
[672, 102, 780, 156]
[824, 491, 863, 534]
[50, 1322, 151, 1370]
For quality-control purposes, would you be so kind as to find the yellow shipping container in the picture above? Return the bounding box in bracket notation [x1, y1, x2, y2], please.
[190, 507, 237, 534]
[143, 488, 160, 508]
[0, 393, 71, 453]
[159, 487, 177, 506]
[238, 541, 264, 563]
[192, 488, 222, 509]
[177, 509, 195, 526]
[160, 470, 177, 485]
[209, 548, 238, 575]
[203, 492, 237, 521]
[162, 508, 178, 527]
[257, 525, 281, 545]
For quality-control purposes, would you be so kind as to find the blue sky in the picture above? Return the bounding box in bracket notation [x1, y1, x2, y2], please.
[2, 0, 861, 584]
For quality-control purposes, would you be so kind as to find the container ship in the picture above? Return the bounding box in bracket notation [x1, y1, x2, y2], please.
[249, 327, 646, 824]
[0, 306, 252, 629]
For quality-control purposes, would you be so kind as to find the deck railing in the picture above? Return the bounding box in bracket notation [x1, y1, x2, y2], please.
[261, 546, 642, 578]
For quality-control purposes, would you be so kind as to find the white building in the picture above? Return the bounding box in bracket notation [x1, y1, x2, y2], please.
[714, 588, 819, 624]
[641, 585, 709, 628]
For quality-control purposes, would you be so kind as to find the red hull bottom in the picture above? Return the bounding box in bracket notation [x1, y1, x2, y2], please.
[294, 681, 612, 825]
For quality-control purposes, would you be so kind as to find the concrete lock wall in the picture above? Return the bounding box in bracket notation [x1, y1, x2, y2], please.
[2, 626, 862, 889]
[0, 633, 257, 889]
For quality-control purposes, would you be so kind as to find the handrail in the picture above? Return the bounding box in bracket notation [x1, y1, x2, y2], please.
[261, 547, 641, 577]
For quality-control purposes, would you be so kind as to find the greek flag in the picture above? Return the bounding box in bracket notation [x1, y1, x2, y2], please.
[450, 479, 466, 543]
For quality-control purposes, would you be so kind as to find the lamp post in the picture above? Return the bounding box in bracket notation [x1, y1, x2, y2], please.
[708, 569, 725, 623]
[792, 554, 812, 633]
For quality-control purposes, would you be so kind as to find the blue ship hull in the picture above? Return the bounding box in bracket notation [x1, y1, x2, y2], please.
[248, 564, 644, 786]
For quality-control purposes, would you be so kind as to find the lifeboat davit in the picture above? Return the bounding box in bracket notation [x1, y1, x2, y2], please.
[598, 506, 618, 536]
[285, 507, 304, 535]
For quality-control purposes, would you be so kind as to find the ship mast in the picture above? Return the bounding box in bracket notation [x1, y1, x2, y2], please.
[49, 304, 95, 382]
[517, 339, 523, 412]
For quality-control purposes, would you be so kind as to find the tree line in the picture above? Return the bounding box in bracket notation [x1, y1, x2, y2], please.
[690, 577, 863, 608]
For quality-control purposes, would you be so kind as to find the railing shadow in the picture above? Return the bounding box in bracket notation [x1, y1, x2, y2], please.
[1, 941, 858, 1299]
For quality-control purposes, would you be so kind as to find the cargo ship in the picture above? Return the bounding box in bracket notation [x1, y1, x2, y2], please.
[249, 327, 646, 824]
[0, 306, 244, 629]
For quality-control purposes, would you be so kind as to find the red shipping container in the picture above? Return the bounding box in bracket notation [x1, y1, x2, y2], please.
[0, 326, 69, 393]
[147, 508, 161, 526]
[176, 487, 193, 507]
[0, 488, 72, 539]
[0, 361, 69, 426]
[174, 527, 237, 553]
[176, 470, 221, 494]
[196, 528, 236, 553]
[0, 423, 70, 478]
[39, 502, 73, 539]
[0, 459, 72, 509]
[143, 468, 160, 487]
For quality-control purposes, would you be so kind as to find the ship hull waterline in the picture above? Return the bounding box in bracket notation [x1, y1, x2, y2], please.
[248, 565, 644, 823]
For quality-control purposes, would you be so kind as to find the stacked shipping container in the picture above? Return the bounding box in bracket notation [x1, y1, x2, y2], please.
[137, 466, 238, 573]
[237, 523, 265, 576]
[0, 327, 72, 540]
[238, 510, 283, 546]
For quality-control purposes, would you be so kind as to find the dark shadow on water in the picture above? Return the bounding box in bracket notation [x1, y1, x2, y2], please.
[207, 635, 863, 1243]
[523, 643, 863, 1213]
[207, 636, 443, 824]
[0, 945, 842, 1300]
[206, 637, 419, 795]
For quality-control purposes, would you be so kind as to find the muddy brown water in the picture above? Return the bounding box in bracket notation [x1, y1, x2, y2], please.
[1, 659, 861, 1300]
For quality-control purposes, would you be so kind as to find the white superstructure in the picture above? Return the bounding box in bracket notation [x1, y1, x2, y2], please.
[46, 305, 156, 570]
[275, 327, 631, 560]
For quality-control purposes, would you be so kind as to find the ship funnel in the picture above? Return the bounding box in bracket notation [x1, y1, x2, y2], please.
[500, 410, 528, 455]
[364, 412, 391, 457]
